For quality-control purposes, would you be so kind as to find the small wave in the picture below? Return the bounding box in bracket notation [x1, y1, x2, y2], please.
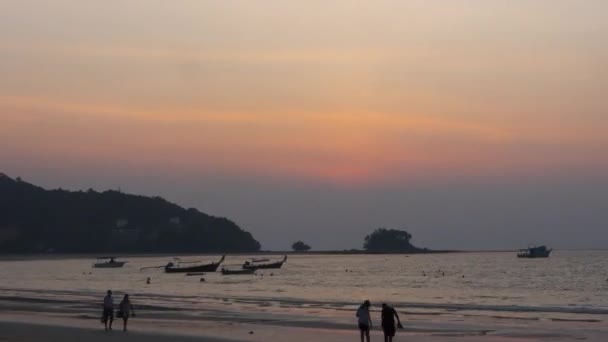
[217, 296, 608, 316]
[2, 287, 608, 316]
[485, 315, 539, 321]
[551, 318, 602, 323]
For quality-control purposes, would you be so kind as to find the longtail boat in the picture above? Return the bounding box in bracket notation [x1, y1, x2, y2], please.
[93, 257, 127, 268]
[243, 255, 287, 270]
[165, 255, 225, 273]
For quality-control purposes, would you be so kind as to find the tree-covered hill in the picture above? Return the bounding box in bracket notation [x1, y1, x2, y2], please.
[363, 228, 426, 253]
[0, 173, 261, 253]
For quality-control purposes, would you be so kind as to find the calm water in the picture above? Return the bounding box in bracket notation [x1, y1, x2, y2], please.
[1, 251, 607, 320]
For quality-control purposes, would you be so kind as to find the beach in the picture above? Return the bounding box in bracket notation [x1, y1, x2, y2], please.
[1, 306, 607, 342]
[1, 291, 607, 342]
[1, 252, 607, 341]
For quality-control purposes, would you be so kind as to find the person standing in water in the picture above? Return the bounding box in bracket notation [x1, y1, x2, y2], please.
[102, 290, 114, 331]
[119, 294, 135, 332]
[381, 303, 403, 342]
[356, 300, 372, 342]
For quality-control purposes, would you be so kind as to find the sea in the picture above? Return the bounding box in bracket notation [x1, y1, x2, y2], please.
[1, 251, 607, 326]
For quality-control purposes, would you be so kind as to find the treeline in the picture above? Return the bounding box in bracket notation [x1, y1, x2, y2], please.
[289, 228, 428, 254]
[0, 173, 261, 253]
[364, 228, 426, 253]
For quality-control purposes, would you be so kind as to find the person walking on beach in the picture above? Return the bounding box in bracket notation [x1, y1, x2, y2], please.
[119, 294, 135, 332]
[356, 300, 372, 342]
[381, 303, 403, 342]
[102, 290, 114, 331]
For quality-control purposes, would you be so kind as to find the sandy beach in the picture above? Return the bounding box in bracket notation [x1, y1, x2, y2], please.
[0, 314, 565, 342]
[1, 302, 607, 342]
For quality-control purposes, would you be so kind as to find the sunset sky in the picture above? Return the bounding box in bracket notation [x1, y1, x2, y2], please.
[1, 1, 607, 250]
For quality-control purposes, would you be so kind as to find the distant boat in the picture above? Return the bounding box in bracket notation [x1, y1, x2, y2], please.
[221, 267, 256, 275]
[165, 255, 225, 273]
[517, 245, 552, 258]
[243, 255, 287, 270]
[93, 257, 127, 268]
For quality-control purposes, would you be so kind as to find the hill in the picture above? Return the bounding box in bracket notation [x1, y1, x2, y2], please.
[363, 228, 427, 253]
[0, 173, 261, 253]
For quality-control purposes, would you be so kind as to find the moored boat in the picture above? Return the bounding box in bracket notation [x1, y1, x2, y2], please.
[517, 245, 551, 258]
[165, 255, 225, 273]
[243, 255, 287, 270]
[93, 257, 127, 268]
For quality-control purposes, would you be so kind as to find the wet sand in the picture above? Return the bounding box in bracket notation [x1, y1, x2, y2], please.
[0, 306, 606, 342]
[0, 316, 537, 342]
[0, 320, 235, 342]
[1, 276, 607, 342]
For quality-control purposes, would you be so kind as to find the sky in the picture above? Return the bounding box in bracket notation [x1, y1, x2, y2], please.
[1, 1, 607, 250]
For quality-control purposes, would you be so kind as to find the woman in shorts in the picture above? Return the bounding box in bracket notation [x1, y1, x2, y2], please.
[356, 300, 372, 342]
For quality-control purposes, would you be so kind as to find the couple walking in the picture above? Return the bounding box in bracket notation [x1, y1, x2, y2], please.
[356, 300, 403, 342]
[102, 290, 135, 332]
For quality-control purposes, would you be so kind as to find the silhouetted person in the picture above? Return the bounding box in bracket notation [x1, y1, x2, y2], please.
[102, 290, 114, 331]
[146, 277, 151, 285]
[381, 303, 402, 342]
[119, 294, 135, 332]
[356, 300, 372, 342]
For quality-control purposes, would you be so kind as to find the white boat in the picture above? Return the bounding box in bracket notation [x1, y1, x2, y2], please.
[517, 245, 552, 258]
[93, 257, 127, 268]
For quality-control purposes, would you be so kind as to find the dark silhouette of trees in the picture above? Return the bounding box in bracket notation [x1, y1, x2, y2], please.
[292, 240, 311, 252]
[363, 228, 421, 253]
[0, 173, 261, 253]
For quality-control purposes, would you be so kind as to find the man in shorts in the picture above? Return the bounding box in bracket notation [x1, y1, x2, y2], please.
[381, 303, 403, 342]
[356, 300, 372, 342]
[102, 290, 114, 331]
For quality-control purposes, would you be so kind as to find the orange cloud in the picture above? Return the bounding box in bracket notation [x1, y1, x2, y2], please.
[2, 95, 607, 186]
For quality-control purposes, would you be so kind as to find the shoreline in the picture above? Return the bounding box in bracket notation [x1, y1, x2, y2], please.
[0, 289, 607, 342]
[5, 249, 607, 261]
[0, 251, 459, 262]
[7, 249, 607, 261]
[1, 306, 607, 342]
[0, 250, 522, 261]
[2, 290, 607, 316]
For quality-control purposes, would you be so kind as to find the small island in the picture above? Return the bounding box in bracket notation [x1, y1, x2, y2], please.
[291, 241, 311, 252]
[363, 228, 429, 253]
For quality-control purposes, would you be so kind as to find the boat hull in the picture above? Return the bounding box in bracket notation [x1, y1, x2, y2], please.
[165, 256, 225, 273]
[94, 261, 126, 268]
[166, 263, 221, 273]
[243, 262, 284, 270]
[517, 246, 552, 258]
[517, 251, 551, 258]
[242, 256, 287, 270]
